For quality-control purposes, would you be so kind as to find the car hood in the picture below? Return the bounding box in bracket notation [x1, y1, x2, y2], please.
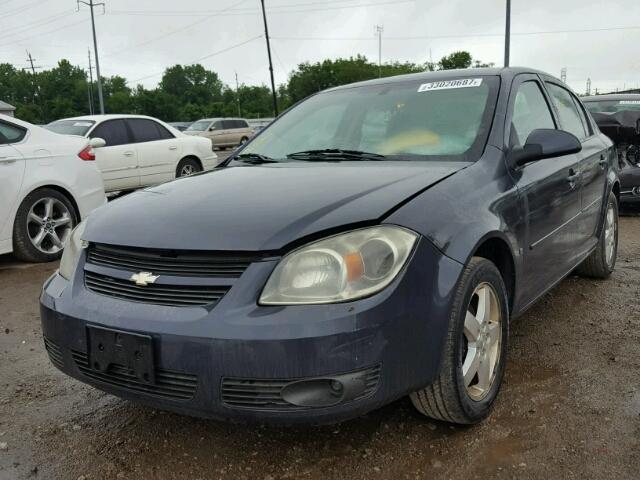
[84, 162, 467, 251]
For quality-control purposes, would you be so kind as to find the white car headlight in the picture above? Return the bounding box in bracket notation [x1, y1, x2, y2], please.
[259, 226, 418, 305]
[59, 221, 88, 281]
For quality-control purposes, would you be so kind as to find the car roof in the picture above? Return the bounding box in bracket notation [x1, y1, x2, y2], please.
[52, 114, 160, 122]
[325, 67, 562, 92]
[195, 117, 248, 122]
[582, 93, 640, 102]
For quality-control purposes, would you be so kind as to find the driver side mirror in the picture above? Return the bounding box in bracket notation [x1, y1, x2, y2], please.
[511, 129, 582, 167]
[89, 137, 106, 148]
[209, 126, 216, 131]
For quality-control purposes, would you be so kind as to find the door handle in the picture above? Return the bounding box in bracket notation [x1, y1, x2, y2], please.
[566, 169, 580, 185]
[123, 151, 134, 157]
[0, 157, 17, 164]
[168, 145, 177, 150]
[598, 155, 608, 169]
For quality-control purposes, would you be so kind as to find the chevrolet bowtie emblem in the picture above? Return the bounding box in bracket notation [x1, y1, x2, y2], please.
[130, 271, 159, 286]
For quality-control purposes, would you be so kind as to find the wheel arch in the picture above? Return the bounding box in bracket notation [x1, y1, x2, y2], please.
[467, 233, 517, 315]
[176, 155, 203, 175]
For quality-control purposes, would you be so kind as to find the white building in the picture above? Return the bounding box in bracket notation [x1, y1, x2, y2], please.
[0, 101, 16, 117]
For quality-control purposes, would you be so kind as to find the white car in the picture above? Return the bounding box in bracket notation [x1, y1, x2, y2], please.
[0, 114, 106, 262]
[46, 115, 218, 193]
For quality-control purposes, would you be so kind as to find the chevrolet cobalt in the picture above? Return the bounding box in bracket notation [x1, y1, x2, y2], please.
[41, 68, 619, 425]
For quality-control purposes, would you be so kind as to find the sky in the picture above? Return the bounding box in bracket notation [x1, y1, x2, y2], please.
[1, 0, 639, 95]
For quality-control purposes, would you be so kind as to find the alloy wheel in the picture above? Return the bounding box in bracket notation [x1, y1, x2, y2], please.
[604, 202, 616, 267]
[26, 197, 73, 255]
[180, 164, 195, 176]
[461, 282, 502, 401]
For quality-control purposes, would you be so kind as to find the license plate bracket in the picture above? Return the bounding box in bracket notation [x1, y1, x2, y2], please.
[87, 326, 155, 384]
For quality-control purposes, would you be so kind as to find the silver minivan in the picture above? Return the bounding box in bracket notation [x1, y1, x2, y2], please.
[184, 118, 253, 149]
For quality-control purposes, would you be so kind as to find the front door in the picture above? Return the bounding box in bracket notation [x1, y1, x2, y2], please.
[507, 75, 583, 301]
[90, 119, 140, 192]
[206, 120, 226, 148]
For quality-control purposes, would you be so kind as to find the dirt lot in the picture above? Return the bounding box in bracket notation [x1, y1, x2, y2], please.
[1, 212, 639, 480]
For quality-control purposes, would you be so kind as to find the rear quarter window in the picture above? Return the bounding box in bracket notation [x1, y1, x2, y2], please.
[0, 121, 27, 144]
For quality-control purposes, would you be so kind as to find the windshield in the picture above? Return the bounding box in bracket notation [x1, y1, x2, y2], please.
[240, 76, 499, 162]
[186, 120, 212, 131]
[585, 99, 640, 113]
[45, 119, 95, 136]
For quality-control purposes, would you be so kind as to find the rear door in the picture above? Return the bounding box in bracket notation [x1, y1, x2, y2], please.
[0, 121, 26, 240]
[127, 118, 181, 186]
[508, 75, 583, 300]
[89, 119, 139, 192]
[222, 120, 237, 146]
[546, 81, 608, 247]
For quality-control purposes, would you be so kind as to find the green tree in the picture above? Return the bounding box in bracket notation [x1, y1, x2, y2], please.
[286, 55, 425, 104]
[438, 51, 494, 70]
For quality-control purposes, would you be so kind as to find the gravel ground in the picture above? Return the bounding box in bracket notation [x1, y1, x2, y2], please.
[0, 210, 638, 480]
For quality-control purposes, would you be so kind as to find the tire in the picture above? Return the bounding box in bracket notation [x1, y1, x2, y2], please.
[239, 136, 249, 146]
[12, 188, 78, 263]
[410, 257, 509, 424]
[176, 158, 202, 178]
[575, 191, 618, 279]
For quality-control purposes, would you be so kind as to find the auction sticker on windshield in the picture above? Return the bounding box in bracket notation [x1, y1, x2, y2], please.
[418, 78, 483, 92]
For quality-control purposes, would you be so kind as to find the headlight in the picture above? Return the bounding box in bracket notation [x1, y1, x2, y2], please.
[59, 221, 88, 280]
[259, 226, 418, 305]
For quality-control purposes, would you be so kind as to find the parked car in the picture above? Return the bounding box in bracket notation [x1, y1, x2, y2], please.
[247, 118, 274, 135]
[41, 68, 619, 425]
[168, 121, 192, 132]
[0, 114, 105, 262]
[46, 115, 217, 193]
[183, 117, 253, 149]
[583, 94, 640, 204]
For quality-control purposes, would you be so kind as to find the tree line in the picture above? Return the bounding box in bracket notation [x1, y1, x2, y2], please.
[0, 51, 492, 124]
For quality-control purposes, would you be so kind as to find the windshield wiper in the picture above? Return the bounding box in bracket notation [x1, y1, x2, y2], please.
[286, 149, 386, 161]
[231, 153, 280, 164]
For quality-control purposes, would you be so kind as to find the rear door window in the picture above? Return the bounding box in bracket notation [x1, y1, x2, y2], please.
[90, 119, 130, 146]
[128, 119, 163, 143]
[546, 83, 588, 140]
[0, 121, 27, 144]
[222, 120, 235, 130]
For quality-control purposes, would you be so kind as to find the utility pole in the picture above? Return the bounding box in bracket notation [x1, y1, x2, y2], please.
[586, 78, 592, 96]
[561, 67, 567, 83]
[25, 51, 42, 121]
[78, 0, 105, 114]
[374, 25, 384, 77]
[87, 48, 94, 114]
[260, 0, 278, 117]
[235, 72, 241, 117]
[504, 0, 511, 67]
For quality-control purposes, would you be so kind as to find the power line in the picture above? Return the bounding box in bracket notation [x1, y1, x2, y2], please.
[0, 0, 51, 20]
[107, 0, 415, 17]
[271, 24, 640, 42]
[103, 0, 251, 58]
[0, 10, 75, 41]
[127, 35, 263, 84]
[0, 19, 88, 48]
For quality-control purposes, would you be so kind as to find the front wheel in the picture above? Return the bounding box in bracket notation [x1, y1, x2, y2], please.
[575, 191, 618, 279]
[410, 257, 509, 424]
[239, 136, 249, 146]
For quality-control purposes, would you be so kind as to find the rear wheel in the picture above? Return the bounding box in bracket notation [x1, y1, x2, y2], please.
[239, 136, 249, 146]
[176, 158, 202, 178]
[12, 188, 78, 262]
[410, 257, 509, 424]
[575, 191, 618, 279]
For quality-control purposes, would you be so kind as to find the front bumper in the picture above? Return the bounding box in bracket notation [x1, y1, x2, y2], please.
[40, 238, 462, 424]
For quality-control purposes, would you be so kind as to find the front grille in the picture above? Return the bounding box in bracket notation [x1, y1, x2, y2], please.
[87, 243, 256, 278]
[222, 365, 381, 410]
[71, 350, 198, 400]
[85, 271, 228, 307]
[44, 337, 64, 369]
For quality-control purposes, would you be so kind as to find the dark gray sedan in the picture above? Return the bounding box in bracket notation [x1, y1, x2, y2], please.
[41, 68, 619, 425]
